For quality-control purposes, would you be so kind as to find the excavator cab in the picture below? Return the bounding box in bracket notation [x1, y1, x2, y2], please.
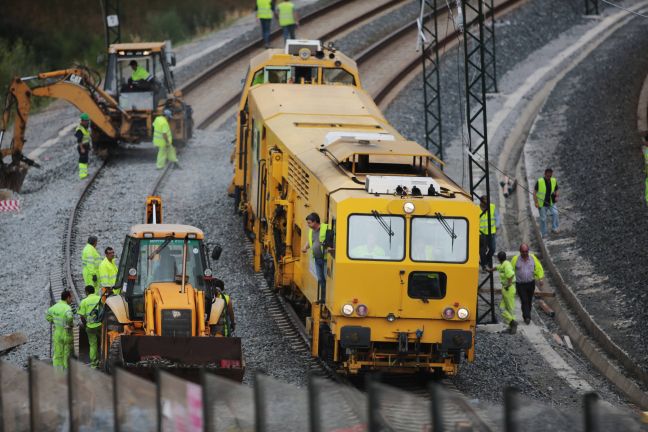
[103, 42, 176, 112]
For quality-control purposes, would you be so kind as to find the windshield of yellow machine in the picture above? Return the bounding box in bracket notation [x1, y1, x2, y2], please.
[134, 238, 205, 292]
[347, 214, 405, 261]
[410, 217, 468, 263]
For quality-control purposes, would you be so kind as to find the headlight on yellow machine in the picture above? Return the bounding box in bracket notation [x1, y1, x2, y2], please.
[342, 304, 354, 316]
[457, 308, 469, 320]
[356, 304, 368, 317]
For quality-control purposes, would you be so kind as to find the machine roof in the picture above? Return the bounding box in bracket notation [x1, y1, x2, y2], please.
[248, 48, 357, 71]
[248, 85, 467, 199]
[129, 224, 204, 238]
[109, 42, 166, 53]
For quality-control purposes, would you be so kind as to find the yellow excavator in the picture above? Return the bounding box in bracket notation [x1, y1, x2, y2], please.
[100, 196, 243, 382]
[0, 42, 192, 192]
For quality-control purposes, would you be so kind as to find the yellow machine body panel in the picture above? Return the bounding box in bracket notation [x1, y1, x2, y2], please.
[234, 46, 480, 375]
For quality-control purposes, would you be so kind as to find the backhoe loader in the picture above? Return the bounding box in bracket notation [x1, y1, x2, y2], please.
[0, 42, 192, 192]
[100, 196, 243, 382]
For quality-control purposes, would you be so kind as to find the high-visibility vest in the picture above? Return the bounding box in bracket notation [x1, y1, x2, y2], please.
[46, 300, 73, 330]
[98, 257, 118, 291]
[131, 66, 150, 81]
[643, 146, 648, 174]
[277, 1, 295, 26]
[76, 124, 91, 145]
[479, 203, 496, 235]
[308, 223, 328, 258]
[81, 244, 101, 275]
[496, 260, 515, 287]
[536, 177, 557, 207]
[153, 116, 171, 147]
[257, 0, 273, 19]
[78, 294, 102, 328]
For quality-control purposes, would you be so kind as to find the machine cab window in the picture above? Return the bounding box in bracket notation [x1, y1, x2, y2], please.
[347, 214, 405, 261]
[410, 217, 468, 263]
[322, 68, 355, 86]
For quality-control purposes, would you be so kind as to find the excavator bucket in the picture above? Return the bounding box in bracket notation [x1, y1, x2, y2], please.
[0, 162, 28, 193]
[118, 335, 244, 383]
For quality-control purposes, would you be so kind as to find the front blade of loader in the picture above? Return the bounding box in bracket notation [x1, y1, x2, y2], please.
[119, 336, 244, 382]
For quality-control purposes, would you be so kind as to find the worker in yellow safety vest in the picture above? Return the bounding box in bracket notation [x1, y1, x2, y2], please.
[153, 109, 179, 169]
[256, 0, 275, 48]
[302, 212, 333, 303]
[277, 0, 299, 43]
[488, 251, 518, 334]
[75, 113, 92, 179]
[98, 246, 119, 296]
[129, 60, 151, 86]
[479, 196, 497, 271]
[533, 168, 559, 237]
[46, 290, 74, 371]
[78, 285, 102, 368]
[81, 235, 101, 291]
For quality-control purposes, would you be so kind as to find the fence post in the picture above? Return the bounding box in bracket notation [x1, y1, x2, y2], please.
[584, 392, 599, 432]
[113, 371, 120, 432]
[504, 387, 518, 432]
[155, 369, 162, 432]
[308, 374, 321, 432]
[429, 382, 444, 432]
[67, 361, 74, 432]
[366, 374, 381, 432]
[254, 373, 266, 432]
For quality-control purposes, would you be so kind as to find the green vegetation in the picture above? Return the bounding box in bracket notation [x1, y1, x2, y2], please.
[0, 0, 254, 100]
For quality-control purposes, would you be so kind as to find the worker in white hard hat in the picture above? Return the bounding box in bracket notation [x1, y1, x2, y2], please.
[152, 109, 179, 169]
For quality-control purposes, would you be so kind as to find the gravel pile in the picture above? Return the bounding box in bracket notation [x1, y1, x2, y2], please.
[524, 6, 648, 366]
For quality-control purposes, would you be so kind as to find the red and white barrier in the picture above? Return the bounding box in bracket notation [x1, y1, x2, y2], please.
[0, 200, 21, 212]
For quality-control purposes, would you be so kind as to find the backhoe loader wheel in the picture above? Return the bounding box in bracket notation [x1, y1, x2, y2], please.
[106, 337, 123, 374]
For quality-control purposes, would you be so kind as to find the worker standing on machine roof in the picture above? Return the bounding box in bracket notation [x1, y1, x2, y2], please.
[78, 285, 102, 368]
[277, 0, 299, 43]
[153, 109, 179, 169]
[46, 290, 74, 371]
[81, 236, 101, 292]
[76, 113, 92, 179]
[98, 247, 119, 297]
[256, 0, 276, 49]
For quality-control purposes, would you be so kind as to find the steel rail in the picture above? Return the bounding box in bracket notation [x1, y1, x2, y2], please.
[192, 0, 409, 129]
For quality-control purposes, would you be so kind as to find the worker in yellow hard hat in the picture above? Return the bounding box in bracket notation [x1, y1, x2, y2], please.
[75, 113, 91, 179]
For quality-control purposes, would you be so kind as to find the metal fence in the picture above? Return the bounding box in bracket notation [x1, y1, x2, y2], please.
[1, 359, 646, 432]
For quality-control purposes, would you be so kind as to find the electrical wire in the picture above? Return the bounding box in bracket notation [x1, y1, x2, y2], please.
[599, 0, 648, 18]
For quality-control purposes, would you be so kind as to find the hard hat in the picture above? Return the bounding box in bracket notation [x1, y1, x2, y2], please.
[163, 109, 173, 118]
[80, 113, 90, 121]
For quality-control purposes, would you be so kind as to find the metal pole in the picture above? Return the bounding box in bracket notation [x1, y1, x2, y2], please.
[429, 382, 444, 432]
[200, 369, 209, 432]
[462, 0, 497, 324]
[584, 392, 599, 432]
[484, 0, 498, 93]
[503, 387, 517, 432]
[366, 374, 382, 432]
[155, 369, 162, 432]
[420, 0, 444, 161]
[0, 361, 4, 432]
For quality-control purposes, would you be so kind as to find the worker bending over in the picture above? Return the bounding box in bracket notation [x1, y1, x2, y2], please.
[78, 285, 102, 368]
[153, 109, 179, 169]
[81, 235, 101, 291]
[76, 113, 92, 179]
[489, 251, 517, 334]
[46, 290, 74, 371]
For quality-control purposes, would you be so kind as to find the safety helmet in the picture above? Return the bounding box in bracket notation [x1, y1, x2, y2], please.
[163, 109, 173, 118]
[80, 113, 90, 121]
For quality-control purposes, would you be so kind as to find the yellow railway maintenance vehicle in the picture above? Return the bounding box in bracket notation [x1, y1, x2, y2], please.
[232, 40, 480, 375]
[101, 196, 243, 382]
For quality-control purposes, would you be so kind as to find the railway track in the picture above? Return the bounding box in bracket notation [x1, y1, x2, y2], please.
[49, 0, 525, 427]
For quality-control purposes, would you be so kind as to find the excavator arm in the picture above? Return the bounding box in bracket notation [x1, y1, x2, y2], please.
[0, 68, 131, 192]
